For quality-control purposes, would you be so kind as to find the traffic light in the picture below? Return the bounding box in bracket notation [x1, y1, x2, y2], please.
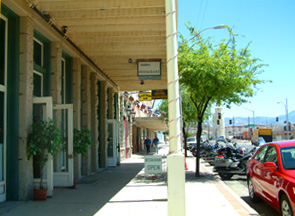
[229, 120, 232, 124]
[276, 117, 279, 122]
[217, 120, 220, 125]
[218, 113, 221, 119]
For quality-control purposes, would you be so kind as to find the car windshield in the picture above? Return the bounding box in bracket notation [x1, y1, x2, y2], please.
[187, 138, 196, 142]
[281, 147, 295, 170]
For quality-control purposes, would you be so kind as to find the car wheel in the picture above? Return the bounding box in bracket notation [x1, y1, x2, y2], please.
[218, 173, 233, 180]
[248, 177, 260, 203]
[280, 194, 293, 216]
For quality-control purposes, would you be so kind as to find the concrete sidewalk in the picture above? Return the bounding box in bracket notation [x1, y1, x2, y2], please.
[0, 143, 258, 216]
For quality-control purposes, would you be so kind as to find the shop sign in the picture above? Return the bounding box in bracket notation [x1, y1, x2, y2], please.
[139, 92, 152, 101]
[152, 89, 168, 99]
[145, 156, 162, 174]
[137, 59, 161, 80]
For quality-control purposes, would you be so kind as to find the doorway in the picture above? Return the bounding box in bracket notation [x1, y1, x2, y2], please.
[107, 119, 117, 167]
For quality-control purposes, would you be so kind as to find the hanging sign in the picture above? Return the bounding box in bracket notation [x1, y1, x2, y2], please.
[139, 92, 152, 101]
[137, 59, 161, 80]
[152, 89, 168, 99]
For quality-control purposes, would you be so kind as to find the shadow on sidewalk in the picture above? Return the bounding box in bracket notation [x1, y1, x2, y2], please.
[1, 160, 146, 216]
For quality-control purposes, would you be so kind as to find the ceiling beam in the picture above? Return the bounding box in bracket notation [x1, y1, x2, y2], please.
[41, 8, 165, 19]
[38, 0, 165, 11]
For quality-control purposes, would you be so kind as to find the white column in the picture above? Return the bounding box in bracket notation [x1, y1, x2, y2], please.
[165, 0, 185, 215]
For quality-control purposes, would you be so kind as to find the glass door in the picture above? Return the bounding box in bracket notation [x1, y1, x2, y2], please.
[0, 15, 7, 202]
[107, 119, 117, 167]
[53, 104, 74, 187]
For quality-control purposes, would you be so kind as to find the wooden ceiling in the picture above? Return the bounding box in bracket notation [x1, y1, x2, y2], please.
[33, 0, 170, 92]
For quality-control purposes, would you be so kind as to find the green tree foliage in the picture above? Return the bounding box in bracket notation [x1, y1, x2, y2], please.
[157, 87, 210, 156]
[178, 24, 268, 176]
[73, 128, 91, 157]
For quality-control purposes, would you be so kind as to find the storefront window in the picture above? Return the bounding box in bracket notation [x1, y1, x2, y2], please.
[33, 39, 43, 67]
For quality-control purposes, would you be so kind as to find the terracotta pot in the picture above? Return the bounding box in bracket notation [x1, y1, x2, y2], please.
[34, 187, 47, 201]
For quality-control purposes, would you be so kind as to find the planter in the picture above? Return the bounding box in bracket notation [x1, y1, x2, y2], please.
[34, 187, 47, 201]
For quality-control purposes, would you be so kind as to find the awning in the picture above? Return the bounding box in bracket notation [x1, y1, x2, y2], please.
[135, 117, 168, 131]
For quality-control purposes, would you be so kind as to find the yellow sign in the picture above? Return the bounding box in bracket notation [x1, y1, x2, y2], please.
[139, 92, 152, 101]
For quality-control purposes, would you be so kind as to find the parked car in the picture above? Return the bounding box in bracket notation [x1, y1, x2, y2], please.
[216, 136, 226, 143]
[186, 137, 197, 150]
[246, 140, 295, 216]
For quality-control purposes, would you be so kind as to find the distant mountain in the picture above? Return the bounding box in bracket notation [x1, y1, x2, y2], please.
[224, 110, 295, 126]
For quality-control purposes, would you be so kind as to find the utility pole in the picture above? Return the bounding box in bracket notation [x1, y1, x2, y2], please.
[233, 116, 235, 138]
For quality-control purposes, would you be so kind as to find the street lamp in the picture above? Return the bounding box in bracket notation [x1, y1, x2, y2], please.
[186, 24, 228, 44]
[242, 107, 255, 127]
[278, 99, 289, 140]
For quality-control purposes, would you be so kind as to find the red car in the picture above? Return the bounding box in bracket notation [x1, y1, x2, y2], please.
[246, 140, 295, 216]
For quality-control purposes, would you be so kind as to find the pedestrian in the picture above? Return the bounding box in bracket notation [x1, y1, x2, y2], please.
[153, 135, 159, 154]
[144, 136, 151, 154]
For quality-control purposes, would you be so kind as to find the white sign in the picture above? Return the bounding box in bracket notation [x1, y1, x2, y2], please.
[138, 61, 161, 77]
[145, 156, 162, 174]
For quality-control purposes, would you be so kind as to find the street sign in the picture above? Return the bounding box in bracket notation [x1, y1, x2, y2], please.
[248, 124, 255, 127]
[138, 92, 152, 101]
[152, 89, 168, 99]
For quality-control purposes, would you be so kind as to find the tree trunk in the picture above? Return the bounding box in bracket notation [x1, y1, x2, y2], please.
[195, 119, 203, 177]
[182, 121, 187, 157]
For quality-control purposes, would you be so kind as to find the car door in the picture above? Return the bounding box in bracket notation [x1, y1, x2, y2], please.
[259, 145, 279, 205]
[252, 145, 269, 197]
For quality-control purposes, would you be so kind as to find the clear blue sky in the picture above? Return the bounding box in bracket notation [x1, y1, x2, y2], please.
[178, 0, 295, 118]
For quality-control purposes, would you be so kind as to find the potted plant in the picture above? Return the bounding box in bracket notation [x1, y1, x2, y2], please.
[27, 119, 63, 200]
[72, 128, 91, 188]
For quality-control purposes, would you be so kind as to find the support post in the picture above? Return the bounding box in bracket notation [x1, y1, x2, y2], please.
[165, 0, 186, 215]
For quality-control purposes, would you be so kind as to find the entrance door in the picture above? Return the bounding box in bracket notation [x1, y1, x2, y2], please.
[53, 104, 74, 187]
[32, 97, 54, 196]
[107, 119, 117, 167]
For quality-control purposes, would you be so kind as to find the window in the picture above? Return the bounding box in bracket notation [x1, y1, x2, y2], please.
[33, 38, 44, 97]
[281, 147, 295, 170]
[264, 146, 278, 165]
[33, 39, 43, 67]
[33, 71, 43, 97]
[254, 145, 268, 163]
[33, 31, 51, 97]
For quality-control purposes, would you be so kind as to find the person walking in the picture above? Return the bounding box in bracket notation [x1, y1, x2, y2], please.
[144, 136, 151, 154]
[153, 135, 159, 154]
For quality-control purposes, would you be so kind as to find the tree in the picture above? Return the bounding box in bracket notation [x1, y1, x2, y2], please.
[178, 24, 268, 176]
[157, 87, 210, 157]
